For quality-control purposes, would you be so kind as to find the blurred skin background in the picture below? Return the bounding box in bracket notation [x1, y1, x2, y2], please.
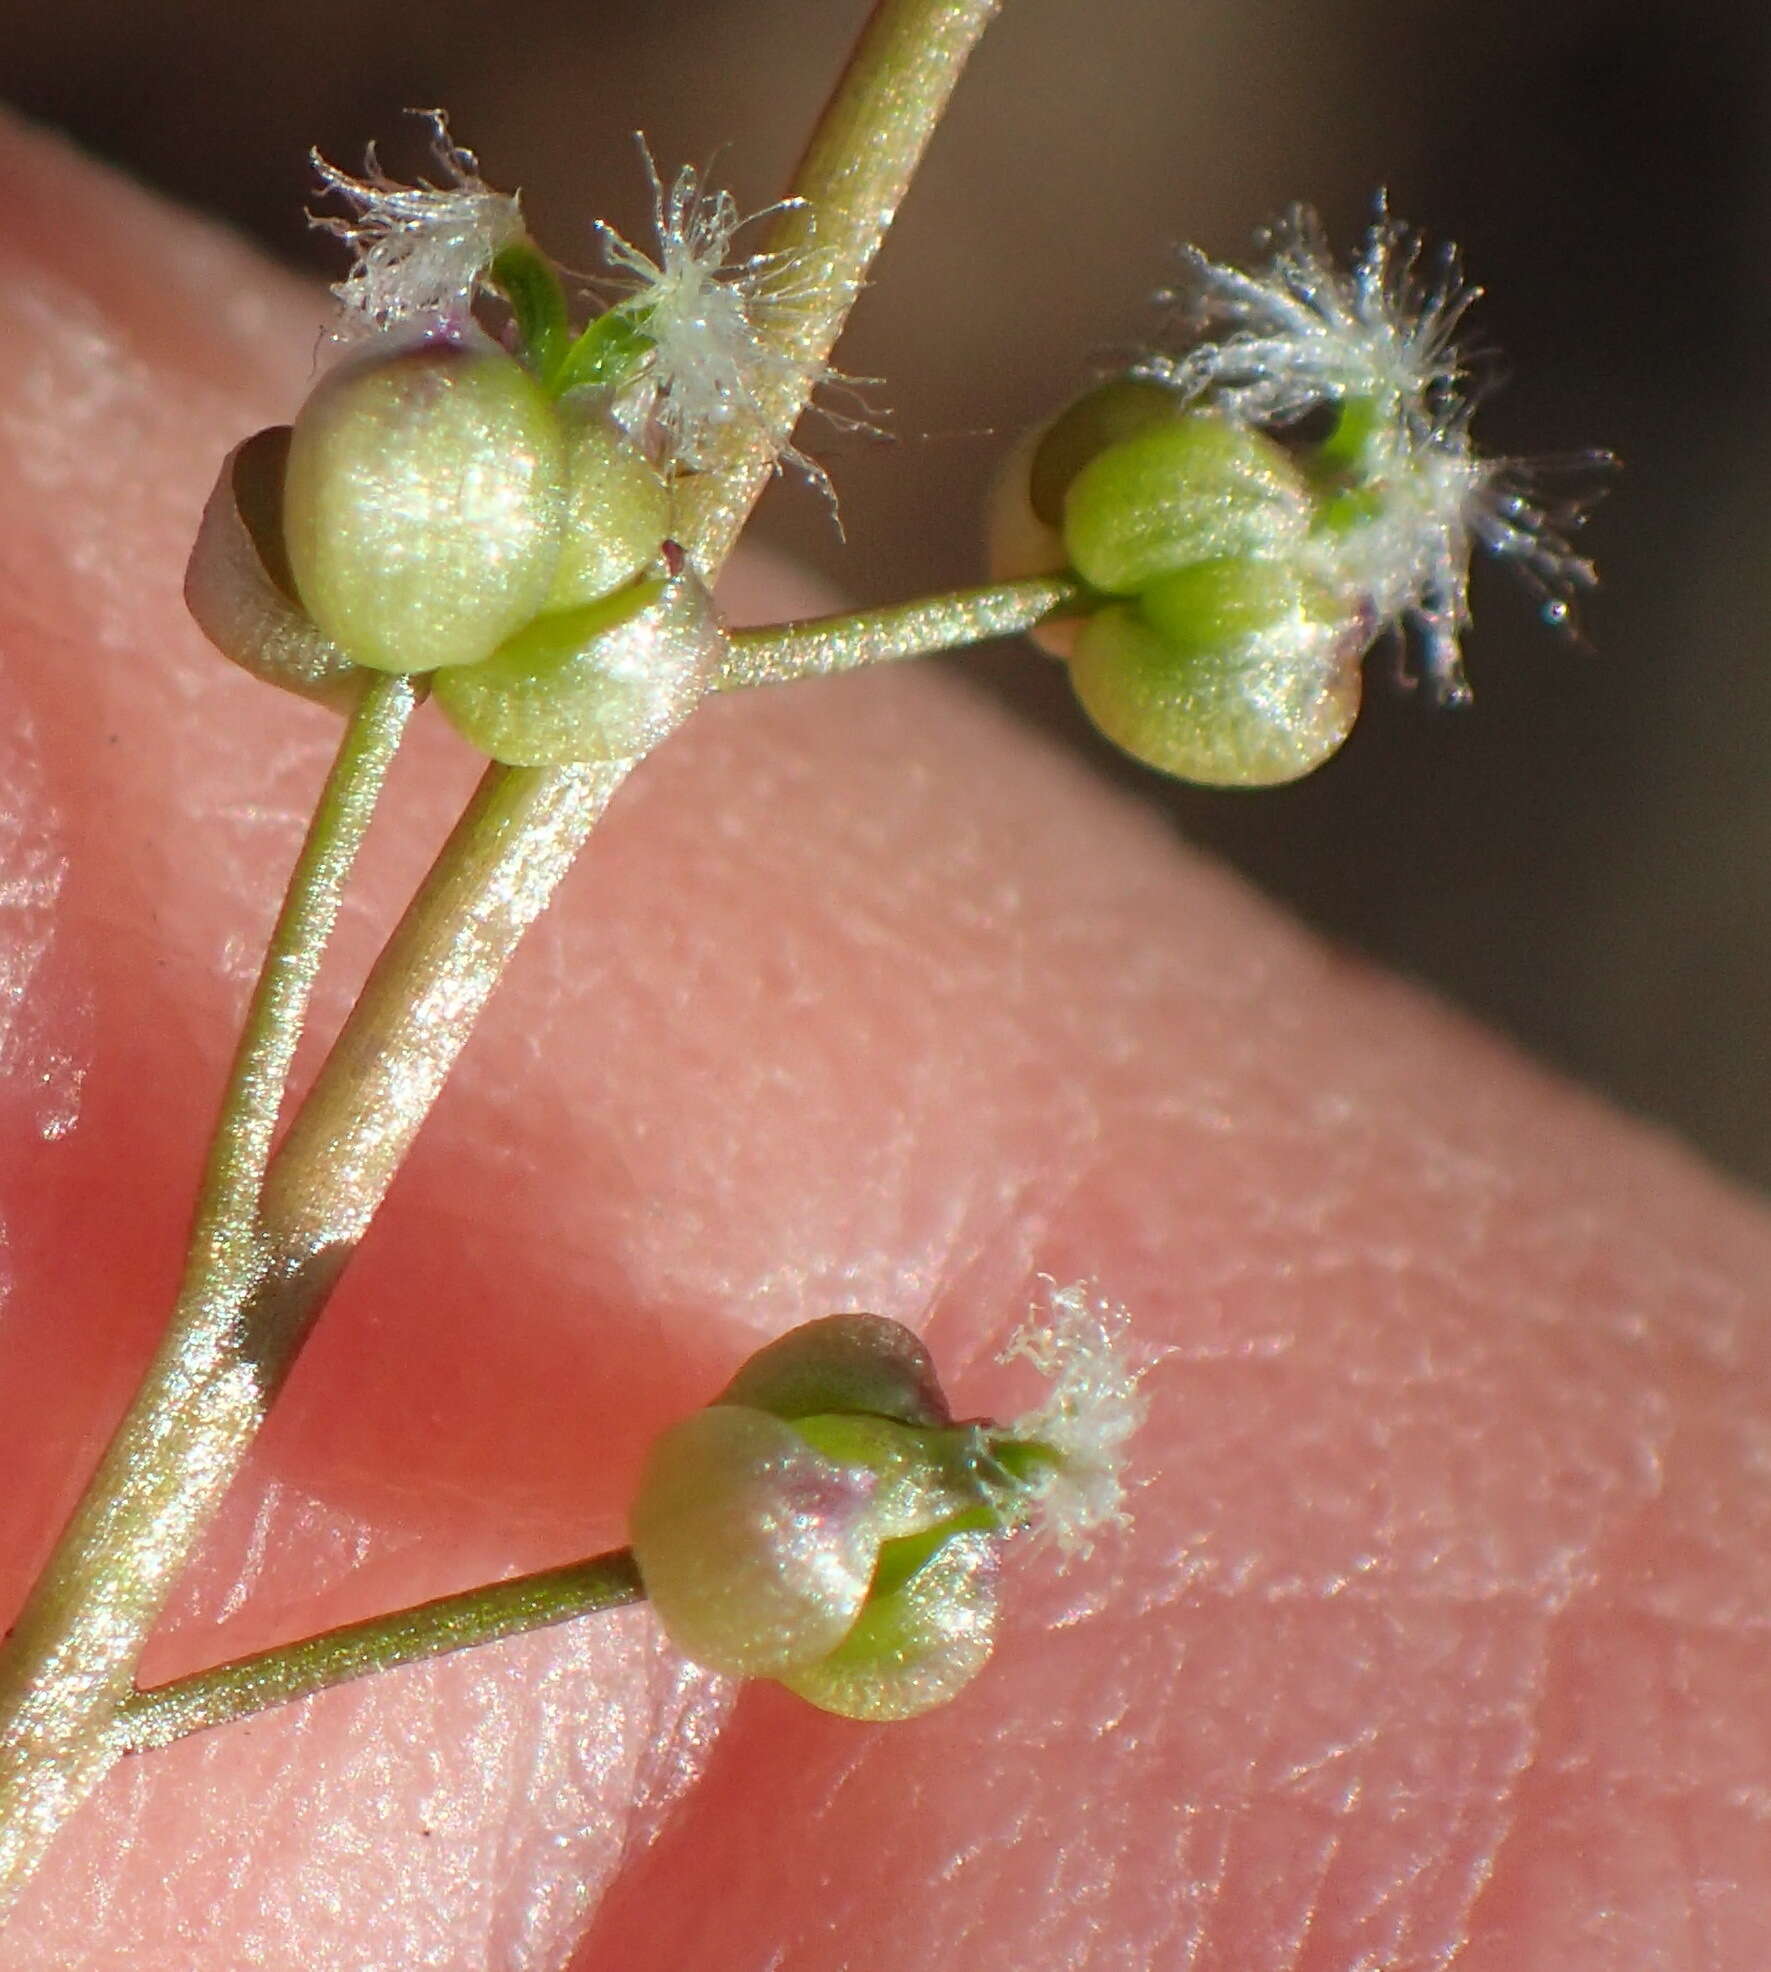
[9, 0, 1770, 1185]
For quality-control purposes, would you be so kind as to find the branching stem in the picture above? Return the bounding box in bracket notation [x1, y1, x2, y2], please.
[0, 673, 415, 1904]
[0, 0, 1008, 1911]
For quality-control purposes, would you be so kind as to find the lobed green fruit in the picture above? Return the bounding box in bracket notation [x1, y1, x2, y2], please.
[629, 1405, 882, 1679]
[1061, 411, 1314, 596]
[283, 332, 568, 674]
[628, 1314, 1069, 1720]
[430, 564, 723, 765]
[1069, 558, 1363, 787]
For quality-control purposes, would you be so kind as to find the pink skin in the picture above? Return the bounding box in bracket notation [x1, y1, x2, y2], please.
[2, 115, 1769, 1970]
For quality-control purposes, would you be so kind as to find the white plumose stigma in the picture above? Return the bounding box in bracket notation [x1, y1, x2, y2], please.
[597, 151, 832, 489]
[311, 113, 523, 338]
[1003, 1282, 1148, 1555]
[1139, 205, 1598, 703]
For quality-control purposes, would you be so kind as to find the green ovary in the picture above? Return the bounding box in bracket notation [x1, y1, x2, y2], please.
[432, 565, 723, 766]
[1061, 412, 1314, 596]
[1069, 558, 1363, 788]
[283, 336, 568, 675]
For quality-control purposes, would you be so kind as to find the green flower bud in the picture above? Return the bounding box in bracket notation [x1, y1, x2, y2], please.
[544, 415, 672, 613]
[282, 332, 568, 674]
[185, 426, 365, 709]
[430, 561, 723, 765]
[1070, 558, 1363, 787]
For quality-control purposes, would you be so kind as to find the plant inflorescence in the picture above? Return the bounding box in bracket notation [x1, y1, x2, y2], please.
[0, 0, 1599, 1936]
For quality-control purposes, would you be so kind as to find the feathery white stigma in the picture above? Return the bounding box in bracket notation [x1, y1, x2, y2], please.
[1002, 1282, 1148, 1555]
[1158, 204, 1478, 432]
[1140, 205, 1600, 703]
[597, 150, 833, 490]
[311, 113, 523, 339]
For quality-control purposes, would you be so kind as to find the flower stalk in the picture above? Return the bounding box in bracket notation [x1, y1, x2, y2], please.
[718, 574, 1083, 690]
[111, 1279, 1142, 1753]
[118, 1551, 644, 1755]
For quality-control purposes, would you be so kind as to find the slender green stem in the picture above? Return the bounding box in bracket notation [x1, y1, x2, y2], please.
[0, 675, 414, 1906]
[118, 1551, 643, 1754]
[673, 0, 1005, 572]
[188, 673, 420, 1292]
[253, 758, 632, 1266]
[0, 0, 1007, 1910]
[719, 574, 1081, 691]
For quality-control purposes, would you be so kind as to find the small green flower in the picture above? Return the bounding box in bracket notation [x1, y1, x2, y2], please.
[184, 125, 731, 769]
[989, 375, 1365, 787]
[187, 351, 696, 762]
[629, 1290, 1146, 1720]
[989, 209, 1602, 789]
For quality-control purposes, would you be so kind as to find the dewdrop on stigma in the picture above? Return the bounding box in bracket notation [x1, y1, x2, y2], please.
[989, 202, 1603, 788]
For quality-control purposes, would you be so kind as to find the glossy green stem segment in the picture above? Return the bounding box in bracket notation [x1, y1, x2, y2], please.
[255, 758, 633, 1261]
[0, 673, 416, 1909]
[119, 1551, 644, 1754]
[187, 672, 420, 1289]
[719, 575, 1082, 690]
[673, 0, 1004, 572]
